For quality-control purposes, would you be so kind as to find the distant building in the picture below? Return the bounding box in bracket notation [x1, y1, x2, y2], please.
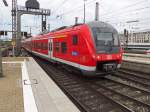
[119, 31, 150, 44]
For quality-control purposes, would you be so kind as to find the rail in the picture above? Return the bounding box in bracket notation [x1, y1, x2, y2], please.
[33, 55, 150, 112]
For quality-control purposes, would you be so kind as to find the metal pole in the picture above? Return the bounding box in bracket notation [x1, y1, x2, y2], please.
[16, 13, 22, 56]
[75, 17, 78, 25]
[48, 24, 50, 31]
[12, 0, 17, 56]
[12, 45, 15, 57]
[0, 35, 3, 77]
[42, 15, 43, 32]
[30, 27, 31, 35]
[2, 0, 8, 6]
[83, 0, 87, 23]
[95, 2, 99, 21]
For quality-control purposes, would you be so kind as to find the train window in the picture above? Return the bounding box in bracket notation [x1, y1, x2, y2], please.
[40, 43, 42, 49]
[39, 42, 42, 49]
[41, 43, 43, 49]
[35, 43, 37, 48]
[73, 35, 78, 45]
[55, 42, 60, 52]
[46, 43, 48, 50]
[61, 42, 67, 53]
[44, 43, 48, 50]
[36, 43, 38, 48]
[92, 27, 119, 46]
[38, 43, 41, 49]
[34, 42, 35, 48]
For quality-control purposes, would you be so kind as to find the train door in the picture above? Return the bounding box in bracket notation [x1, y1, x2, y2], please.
[49, 38, 53, 58]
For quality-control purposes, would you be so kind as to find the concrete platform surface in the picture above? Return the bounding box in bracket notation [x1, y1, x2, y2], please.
[123, 54, 150, 65]
[124, 53, 150, 58]
[2, 57, 29, 62]
[0, 60, 24, 112]
[26, 57, 80, 112]
[0, 57, 80, 112]
[122, 55, 150, 74]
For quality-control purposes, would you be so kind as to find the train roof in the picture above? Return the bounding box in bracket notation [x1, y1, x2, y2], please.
[49, 21, 117, 33]
[87, 21, 118, 33]
[87, 21, 113, 28]
[40, 21, 117, 35]
[24, 21, 118, 41]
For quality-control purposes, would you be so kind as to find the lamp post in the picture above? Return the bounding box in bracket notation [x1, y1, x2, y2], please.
[83, 0, 87, 23]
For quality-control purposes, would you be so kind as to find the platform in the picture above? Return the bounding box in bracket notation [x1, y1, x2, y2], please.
[122, 53, 150, 74]
[123, 53, 150, 64]
[0, 57, 25, 112]
[124, 53, 150, 58]
[1, 57, 80, 112]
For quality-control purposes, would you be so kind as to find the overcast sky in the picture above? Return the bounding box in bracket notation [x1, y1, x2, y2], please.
[0, 0, 150, 37]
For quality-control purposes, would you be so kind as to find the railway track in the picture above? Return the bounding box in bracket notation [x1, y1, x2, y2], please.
[34, 56, 150, 112]
[110, 69, 150, 91]
[119, 69, 150, 80]
[94, 79, 150, 111]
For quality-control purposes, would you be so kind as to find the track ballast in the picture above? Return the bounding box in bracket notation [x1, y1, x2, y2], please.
[34, 56, 150, 112]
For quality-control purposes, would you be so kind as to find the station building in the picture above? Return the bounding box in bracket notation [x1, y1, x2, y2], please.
[119, 31, 150, 44]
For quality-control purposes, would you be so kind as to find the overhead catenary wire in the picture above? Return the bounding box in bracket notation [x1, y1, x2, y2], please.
[53, 0, 150, 24]
[47, 0, 98, 31]
[48, 0, 150, 33]
[101, 1, 150, 25]
[1, 0, 150, 34]
[104, 16, 150, 25]
[101, 0, 149, 17]
[51, 0, 71, 15]
[101, 1, 150, 28]
[103, 5, 150, 20]
[55, 0, 97, 18]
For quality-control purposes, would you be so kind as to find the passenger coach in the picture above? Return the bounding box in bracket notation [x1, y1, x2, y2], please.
[22, 21, 123, 76]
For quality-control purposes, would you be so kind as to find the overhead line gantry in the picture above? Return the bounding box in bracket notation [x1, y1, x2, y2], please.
[11, 0, 51, 55]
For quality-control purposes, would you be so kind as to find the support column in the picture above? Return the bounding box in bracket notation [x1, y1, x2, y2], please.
[95, 2, 99, 21]
[16, 12, 23, 56]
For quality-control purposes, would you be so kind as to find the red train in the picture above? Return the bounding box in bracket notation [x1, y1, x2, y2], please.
[22, 21, 123, 76]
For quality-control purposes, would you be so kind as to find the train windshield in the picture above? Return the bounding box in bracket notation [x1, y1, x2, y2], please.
[91, 27, 120, 54]
[96, 32, 113, 46]
[92, 27, 119, 47]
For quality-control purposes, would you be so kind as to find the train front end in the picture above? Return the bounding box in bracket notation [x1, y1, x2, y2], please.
[82, 21, 123, 76]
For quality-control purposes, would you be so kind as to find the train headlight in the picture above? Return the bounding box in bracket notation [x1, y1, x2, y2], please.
[92, 55, 96, 59]
[97, 56, 100, 60]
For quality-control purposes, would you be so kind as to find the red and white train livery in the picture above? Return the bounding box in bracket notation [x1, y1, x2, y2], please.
[22, 21, 123, 76]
